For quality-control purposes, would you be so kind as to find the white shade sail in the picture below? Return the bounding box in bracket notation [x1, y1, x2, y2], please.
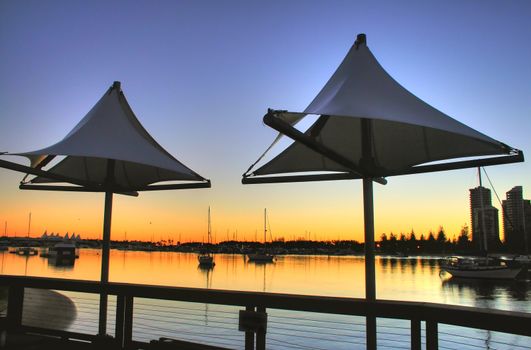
[12, 82, 208, 190]
[0, 81, 211, 335]
[241, 35, 523, 348]
[245, 35, 520, 180]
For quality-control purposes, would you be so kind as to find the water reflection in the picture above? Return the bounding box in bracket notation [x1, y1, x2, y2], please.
[197, 265, 214, 288]
[442, 278, 529, 303]
[409, 258, 418, 269]
[379, 256, 431, 276]
[197, 265, 213, 326]
[1, 250, 530, 313]
[47, 256, 75, 270]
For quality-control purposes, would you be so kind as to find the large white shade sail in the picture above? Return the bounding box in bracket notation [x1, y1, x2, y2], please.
[5, 82, 209, 191]
[244, 35, 522, 181]
[0, 81, 211, 336]
[241, 34, 523, 350]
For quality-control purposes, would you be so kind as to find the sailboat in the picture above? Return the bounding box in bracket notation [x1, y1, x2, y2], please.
[442, 168, 523, 280]
[14, 212, 38, 256]
[198, 206, 215, 268]
[248, 208, 275, 263]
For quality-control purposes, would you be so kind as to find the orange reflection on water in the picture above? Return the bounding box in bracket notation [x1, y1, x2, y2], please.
[2, 250, 529, 312]
[109, 252, 366, 298]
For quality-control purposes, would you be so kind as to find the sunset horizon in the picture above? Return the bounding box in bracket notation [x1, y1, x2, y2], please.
[1, 1, 529, 247]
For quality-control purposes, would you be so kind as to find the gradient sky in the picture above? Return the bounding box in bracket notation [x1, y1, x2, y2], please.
[1, 1, 530, 243]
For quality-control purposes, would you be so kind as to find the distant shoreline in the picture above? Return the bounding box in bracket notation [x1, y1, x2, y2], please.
[3, 235, 527, 256]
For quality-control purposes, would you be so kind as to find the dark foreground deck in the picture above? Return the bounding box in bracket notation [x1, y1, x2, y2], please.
[1, 275, 530, 350]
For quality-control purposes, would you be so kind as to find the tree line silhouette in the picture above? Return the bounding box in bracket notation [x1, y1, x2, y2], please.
[378, 225, 473, 254]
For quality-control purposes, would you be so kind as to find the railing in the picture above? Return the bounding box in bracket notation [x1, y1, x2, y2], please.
[1, 275, 530, 350]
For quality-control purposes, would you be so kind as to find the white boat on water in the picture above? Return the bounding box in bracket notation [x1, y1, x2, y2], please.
[248, 209, 275, 263]
[442, 256, 523, 280]
[441, 168, 523, 280]
[198, 206, 215, 268]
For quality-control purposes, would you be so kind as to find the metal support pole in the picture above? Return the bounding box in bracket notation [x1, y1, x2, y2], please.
[363, 177, 376, 350]
[98, 190, 114, 335]
[360, 117, 377, 350]
[100, 190, 114, 284]
[98, 160, 115, 336]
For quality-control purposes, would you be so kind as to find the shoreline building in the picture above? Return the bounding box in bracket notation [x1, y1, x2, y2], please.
[469, 186, 501, 251]
[502, 186, 531, 253]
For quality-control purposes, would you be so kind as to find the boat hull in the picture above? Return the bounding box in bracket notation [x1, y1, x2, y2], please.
[443, 266, 522, 280]
[248, 254, 274, 263]
[198, 255, 215, 267]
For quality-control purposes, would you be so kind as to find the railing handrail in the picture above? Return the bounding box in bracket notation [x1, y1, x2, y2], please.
[1, 274, 530, 337]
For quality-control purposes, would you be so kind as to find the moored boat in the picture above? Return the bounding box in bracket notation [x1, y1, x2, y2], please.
[441, 168, 523, 280]
[442, 256, 523, 280]
[247, 252, 274, 263]
[14, 247, 38, 256]
[248, 208, 275, 263]
[41, 242, 78, 259]
[198, 254, 215, 267]
[198, 206, 215, 268]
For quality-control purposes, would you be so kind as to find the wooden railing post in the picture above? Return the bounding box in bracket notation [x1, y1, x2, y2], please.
[426, 320, 438, 350]
[123, 296, 134, 349]
[113, 294, 133, 349]
[1, 275, 530, 350]
[6, 286, 24, 331]
[255, 306, 266, 350]
[411, 319, 421, 350]
[366, 313, 376, 350]
[244, 306, 255, 350]
[115, 295, 125, 348]
[98, 285, 108, 335]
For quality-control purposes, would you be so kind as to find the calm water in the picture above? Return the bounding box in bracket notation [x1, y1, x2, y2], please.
[2, 249, 530, 349]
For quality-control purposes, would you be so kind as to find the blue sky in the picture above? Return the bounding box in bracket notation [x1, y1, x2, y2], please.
[0, 1, 529, 241]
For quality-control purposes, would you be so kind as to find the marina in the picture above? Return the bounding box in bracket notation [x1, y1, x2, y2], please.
[3, 249, 530, 309]
[1, 2, 530, 349]
[1, 249, 530, 349]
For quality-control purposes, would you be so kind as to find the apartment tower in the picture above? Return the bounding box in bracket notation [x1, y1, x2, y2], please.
[502, 186, 530, 253]
[469, 186, 500, 251]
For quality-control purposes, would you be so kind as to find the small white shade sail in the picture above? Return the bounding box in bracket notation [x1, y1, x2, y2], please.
[15, 82, 208, 190]
[246, 35, 519, 179]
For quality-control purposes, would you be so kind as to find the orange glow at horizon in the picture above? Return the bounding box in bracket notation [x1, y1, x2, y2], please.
[1, 181, 474, 244]
[1, 1, 530, 254]
[0, 165, 514, 244]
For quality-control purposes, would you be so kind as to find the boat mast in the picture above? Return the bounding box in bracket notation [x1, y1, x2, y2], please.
[264, 208, 267, 244]
[27, 212, 31, 238]
[208, 206, 211, 245]
[478, 167, 488, 254]
[523, 197, 529, 255]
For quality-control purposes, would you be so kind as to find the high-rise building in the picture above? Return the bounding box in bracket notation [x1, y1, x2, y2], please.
[502, 186, 530, 253]
[469, 186, 500, 251]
